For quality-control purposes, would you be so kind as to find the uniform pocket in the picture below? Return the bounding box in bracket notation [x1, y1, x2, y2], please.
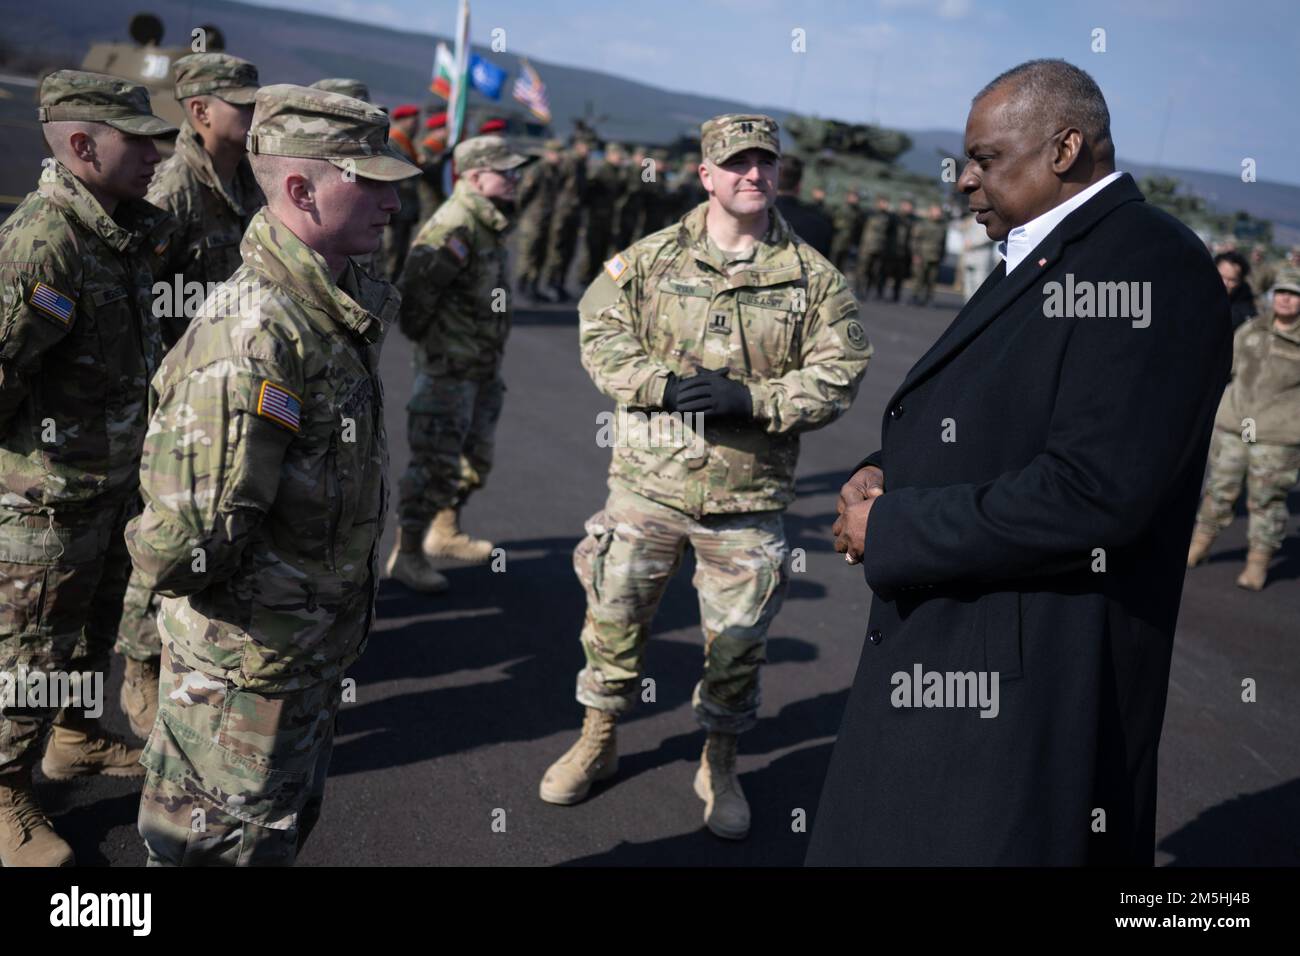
[574, 513, 615, 605]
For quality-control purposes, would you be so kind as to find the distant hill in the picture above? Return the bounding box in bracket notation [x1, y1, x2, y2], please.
[8, 0, 1299, 245]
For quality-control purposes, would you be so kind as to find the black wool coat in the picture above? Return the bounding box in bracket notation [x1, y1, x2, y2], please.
[805, 175, 1232, 866]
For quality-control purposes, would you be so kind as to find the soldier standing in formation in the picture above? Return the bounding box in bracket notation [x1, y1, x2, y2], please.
[885, 198, 915, 302]
[539, 114, 871, 840]
[541, 137, 589, 302]
[909, 203, 947, 307]
[0, 71, 177, 866]
[417, 112, 450, 225]
[829, 189, 863, 273]
[113, 53, 264, 744]
[514, 138, 561, 301]
[128, 84, 417, 865]
[380, 104, 425, 281]
[1187, 269, 1300, 591]
[387, 135, 529, 594]
[579, 141, 626, 284]
[614, 145, 650, 248]
[856, 195, 896, 300]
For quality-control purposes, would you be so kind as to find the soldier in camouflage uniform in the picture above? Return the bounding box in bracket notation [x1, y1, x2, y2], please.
[909, 203, 947, 307]
[886, 198, 915, 302]
[542, 138, 590, 302]
[0, 70, 177, 867]
[829, 189, 863, 273]
[579, 142, 626, 284]
[1188, 269, 1300, 591]
[513, 139, 561, 301]
[855, 195, 896, 300]
[127, 84, 417, 866]
[113, 53, 264, 743]
[1249, 245, 1278, 313]
[614, 145, 650, 249]
[387, 135, 528, 594]
[380, 105, 423, 281]
[670, 151, 709, 221]
[639, 149, 676, 236]
[539, 114, 872, 840]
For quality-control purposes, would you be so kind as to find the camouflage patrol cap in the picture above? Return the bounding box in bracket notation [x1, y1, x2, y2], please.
[311, 78, 370, 102]
[1271, 269, 1300, 295]
[543, 138, 565, 151]
[453, 134, 528, 172]
[700, 113, 780, 165]
[247, 84, 419, 181]
[173, 53, 259, 105]
[37, 69, 176, 137]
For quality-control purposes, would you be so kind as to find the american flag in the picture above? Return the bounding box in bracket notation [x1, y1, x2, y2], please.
[512, 59, 551, 124]
[257, 379, 302, 432]
[29, 282, 75, 325]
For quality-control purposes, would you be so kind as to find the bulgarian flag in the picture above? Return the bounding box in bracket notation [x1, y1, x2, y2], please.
[446, 0, 471, 148]
[430, 42, 455, 99]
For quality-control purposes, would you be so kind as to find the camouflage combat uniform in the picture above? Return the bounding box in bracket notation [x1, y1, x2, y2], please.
[514, 145, 560, 291]
[1195, 299, 1300, 553]
[128, 85, 417, 866]
[829, 198, 863, 273]
[395, 138, 526, 535]
[886, 205, 915, 301]
[579, 149, 625, 284]
[855, 204, 896, 299]
[542, 144, 587, 293]
[117, 54, 264, 673]
[572, 118, 872, 733]
[910, 214, 947, 306]
[0, 73, 175, 777]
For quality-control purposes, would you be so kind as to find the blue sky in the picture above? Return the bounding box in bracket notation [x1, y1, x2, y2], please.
[245, 0, 1300, 186]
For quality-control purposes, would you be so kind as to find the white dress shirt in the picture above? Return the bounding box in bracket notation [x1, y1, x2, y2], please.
[997, 170, 1124, 274]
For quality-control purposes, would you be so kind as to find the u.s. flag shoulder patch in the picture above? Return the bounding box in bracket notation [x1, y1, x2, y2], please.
[28, 281, 76, 327]
[603, 253, 631, 286]
[445, 235, 469, 263]
[256, 379, 302, 432]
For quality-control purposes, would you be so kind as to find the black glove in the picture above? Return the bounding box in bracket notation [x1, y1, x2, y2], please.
[661, 371, 683, 412]
[673, 367, 753, 420]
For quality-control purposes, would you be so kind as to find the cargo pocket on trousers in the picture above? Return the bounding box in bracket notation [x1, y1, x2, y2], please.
[981, 591, 1024, 682]
[574, 513, 615, 606]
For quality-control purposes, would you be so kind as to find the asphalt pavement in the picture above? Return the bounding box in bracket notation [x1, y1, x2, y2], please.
[37, 287, 1300, 867]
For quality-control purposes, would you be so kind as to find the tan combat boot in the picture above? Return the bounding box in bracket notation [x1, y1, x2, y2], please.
[538, 707, 618, 805]
[119, 656, 159, 739]
[693, 732, 750, 840]
[1236, 548, 1274, 591]
[423, 508, 494, 564]
[40, 710, 145, 781]
[385, 527, 450, 594]
[1186, 530, 1216, 568]
[0, 767, 74, 867]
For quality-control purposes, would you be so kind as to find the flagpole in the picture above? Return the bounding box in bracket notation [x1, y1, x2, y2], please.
[448, 0, 471, 148]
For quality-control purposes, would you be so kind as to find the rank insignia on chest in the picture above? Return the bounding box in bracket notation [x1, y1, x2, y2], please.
[708, 310, 731, 334]
[604, 254, 629, 282]
[446, 236, 469, 263]
[257, 379, 303, 432]
[28, 281, 76, 327]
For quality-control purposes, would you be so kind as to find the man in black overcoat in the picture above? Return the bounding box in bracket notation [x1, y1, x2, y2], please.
[807, 59, 1232, 866]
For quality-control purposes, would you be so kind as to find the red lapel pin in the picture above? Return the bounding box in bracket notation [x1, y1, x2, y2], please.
[1037, 257, 1047, 267]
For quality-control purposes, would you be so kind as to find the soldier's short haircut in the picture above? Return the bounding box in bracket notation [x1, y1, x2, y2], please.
[42, 120, 108, 162]
[249, 153, 327, 205]
[975, 59, 1114, 162]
